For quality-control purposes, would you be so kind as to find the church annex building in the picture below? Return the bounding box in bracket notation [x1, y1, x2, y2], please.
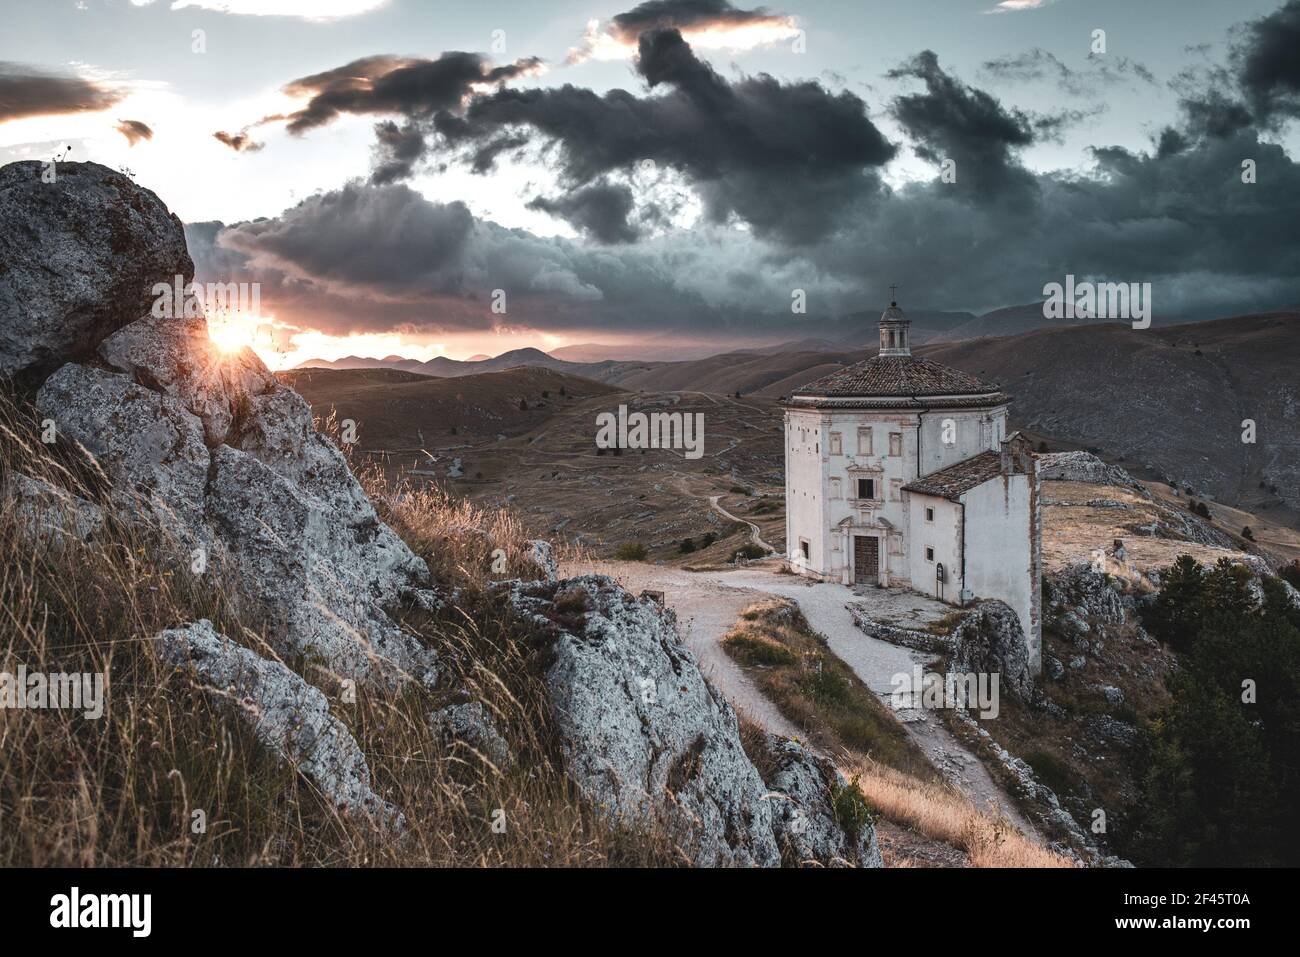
[782, 300, 1042, 671]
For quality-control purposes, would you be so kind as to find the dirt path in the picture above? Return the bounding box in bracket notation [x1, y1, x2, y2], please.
[565, 559, 1040, 838]
[707, 494, 776, 554]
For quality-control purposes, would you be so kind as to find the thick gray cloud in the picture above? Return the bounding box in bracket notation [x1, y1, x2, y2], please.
[527, 181, 641, 244]
[272, 53, 543, 135]
[0, 62, 121, 122]
[887, 50, 1038, 205]
[442, 28, 896, 245]
[1232, 0, 1300, 128]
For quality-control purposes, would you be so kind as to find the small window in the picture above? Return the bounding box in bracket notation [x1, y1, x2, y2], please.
[829, 477, 842, 499]
[829, 432, 842, 455]
[857, 428, 872, 455]
[857, 478, 875, 500]
[925, 546, 935, 562]
[800, 539, 810, 560]
[925, 506, 935, 522]
[889, 432, 902, 457]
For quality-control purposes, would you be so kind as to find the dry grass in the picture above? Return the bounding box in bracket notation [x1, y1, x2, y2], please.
[722, 599, 936, 780]
[725, 600, 1073, 868]
[851, 757, 1072, 868]
[0, 389, 679, 867]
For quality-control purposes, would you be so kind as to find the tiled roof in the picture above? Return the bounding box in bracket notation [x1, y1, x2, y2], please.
[793, 354, 1000, 399]
[902, 452, 1003, 500]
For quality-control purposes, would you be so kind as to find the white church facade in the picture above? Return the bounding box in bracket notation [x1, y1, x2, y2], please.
[783, 300, 1042, 671]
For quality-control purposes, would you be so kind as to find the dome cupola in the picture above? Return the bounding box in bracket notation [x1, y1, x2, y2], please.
[878, 294, 911, 357]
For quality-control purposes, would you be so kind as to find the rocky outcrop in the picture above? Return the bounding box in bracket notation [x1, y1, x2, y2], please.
[949, 601, 1033, 703]
[504, 574, 780, 866]
[1038, 451, 1143, 488]
[0, 162, 192, 384]
[157, 619, 400, 827]
[500, 574, 883, 867]
[761, 735, 882, 868]
[8, 162, 439, 687]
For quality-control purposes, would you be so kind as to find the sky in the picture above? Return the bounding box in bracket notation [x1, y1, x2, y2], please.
[2, 0, 1299, 367]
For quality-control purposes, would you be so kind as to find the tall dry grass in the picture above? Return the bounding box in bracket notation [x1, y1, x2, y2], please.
[0, 388, 679, 867]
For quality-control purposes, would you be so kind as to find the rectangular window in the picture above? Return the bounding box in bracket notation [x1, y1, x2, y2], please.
[800, 539, 810, 560]
[925, 506, 934, 522]
[857, 428, 872, 455]
[889, 432, 902, 457]
[829, 432, 842, 455]
[890, 479, 903, 502]
[857, 478, 875, 500]
[925, 546, 935, 562]
[829, 477, 842, 499]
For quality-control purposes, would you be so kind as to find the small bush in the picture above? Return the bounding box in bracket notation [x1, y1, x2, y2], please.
[730, 544, 766, 563]
[833, 776, 875, 837]
[678, 538, 696, 554]
[613, 542, 648, 561]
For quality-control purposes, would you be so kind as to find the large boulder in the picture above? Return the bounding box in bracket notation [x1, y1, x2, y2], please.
[98, 314, 276, 446]
[949, 600, 1033, 703]
[157, 620, 400, 827]
[0, 162, 191, 384]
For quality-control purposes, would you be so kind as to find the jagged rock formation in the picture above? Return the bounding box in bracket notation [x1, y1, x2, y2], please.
[949, 601, 1033, 703]
[500, 574, 882, 867]
[1038, 451, 1143, 488]
[157, 620, 400, 826]
[761, 735, 883, 868]
[4, 164, 439, 686]
[0, 162, 192, 385]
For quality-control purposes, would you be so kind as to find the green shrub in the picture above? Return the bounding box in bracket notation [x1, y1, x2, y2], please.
[613, 542, 648, 561]
[833, 776, 874, 837]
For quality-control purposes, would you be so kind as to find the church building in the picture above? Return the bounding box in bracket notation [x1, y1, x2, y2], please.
[783, 299, 1042, 671]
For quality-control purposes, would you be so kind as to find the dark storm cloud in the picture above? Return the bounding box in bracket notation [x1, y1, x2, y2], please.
[213, 129, 264, 152]
[610, 0, 789, 39]
[114, 118, 152, 146]
[1171, 1, 1300, 140]
[887, 50, 1038, 204]
[187, 180, 820, 340]
[443, 28, 895, 244]
[369, 119, 426, 184]
[0, 63, 122, 122]
[271, 52, 543, 135]
[1232, 0, 1300, 128]
[527, 181, 640, 244]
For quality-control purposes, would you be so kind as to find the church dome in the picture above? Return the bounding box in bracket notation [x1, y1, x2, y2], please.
[795, 354, 997, 398]
[785, 297, 1009, 409]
